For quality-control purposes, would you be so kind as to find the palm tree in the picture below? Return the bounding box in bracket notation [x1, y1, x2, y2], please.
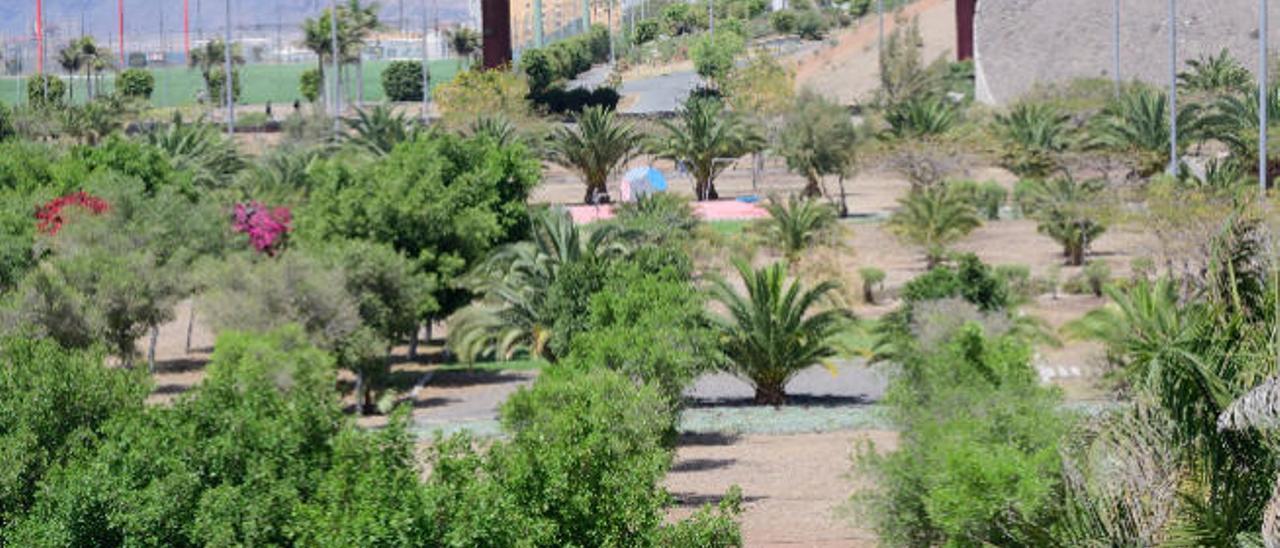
[1217, 376, 1280, 547]
[344, 104, 419, 156]
[1178, 49, 1253, 96]
[758, 194, 838, 262]
[1089, 87, 1202, 177]
[342, 0, 381, 104]
[1200, 84, 1280, 186]
[1018, 177, 1107, 266]
[885, 185, 982, 268]
[75, 37, 104, 100]
[447, 208, 625, 362]
[448, 27, 481, 70]
[653, 97, 763, 200]
[993, 101, 1071, 178]
[145, 116, 245, 189]
[708, 260, 852, 405]
[885, 96, 957, 139]
[546, 106, 640, 203]
[57, 41, 83, 103]
[467, 115, 519, 146]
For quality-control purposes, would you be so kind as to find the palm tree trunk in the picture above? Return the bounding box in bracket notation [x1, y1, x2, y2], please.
[147, 325, 159, 373]
[754, 383, 786, 406]
[354, 370, 365, 416]
[185, 301, 196, 355]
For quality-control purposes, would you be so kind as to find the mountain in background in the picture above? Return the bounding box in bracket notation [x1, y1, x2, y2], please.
[0, 0, 473, 42]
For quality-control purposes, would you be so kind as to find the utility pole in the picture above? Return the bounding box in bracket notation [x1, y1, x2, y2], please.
[225, 0, 235, 135]
[330, 0, 341, 138]
[877, 0, 884, 57]
[534, 0, 544, 47]
[1112, 0, 1121, 96]
[161, 6, 169, 105]
[422, 0, 430, 119]
[118, 0, 126, 64]
[1261, 0, 1269, 193]
[609, 0, 615, 63]
[1167, 0, 1178, 177]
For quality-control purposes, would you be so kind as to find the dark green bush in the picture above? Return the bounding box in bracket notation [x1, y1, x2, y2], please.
[380, 60, 424, 102]
[529, 86, 620, 115]
[795, 9, 828, 40]
[770, 10, 798, 34]
[900, 254, 1010, 313]
[118, 68, 155, 100]
[634, 19, 660, 45]
[520, 48, 556, 94]
[26, 75, 66, 109]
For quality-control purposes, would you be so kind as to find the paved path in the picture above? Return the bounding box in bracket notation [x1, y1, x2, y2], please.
[619, 70, 701, 114]
[687, 359, 887, 406]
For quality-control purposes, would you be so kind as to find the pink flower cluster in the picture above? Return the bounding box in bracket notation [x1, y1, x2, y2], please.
[233, 202, 292, 256]
[35, 191, 110, 235]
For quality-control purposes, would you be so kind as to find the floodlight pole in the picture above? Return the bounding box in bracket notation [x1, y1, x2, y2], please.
[422, 0, 430, 119]
[1167, 0, 1178, 177]
[330, 0, 341, 138]
[1112, 0, 1121, 96]
[1260, 0, 1269, 193]
[877, 0, 884, 56]
[225, 0, 235, 134]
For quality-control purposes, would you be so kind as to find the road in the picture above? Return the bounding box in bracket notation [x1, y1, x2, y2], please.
[619, 69, 702, 114]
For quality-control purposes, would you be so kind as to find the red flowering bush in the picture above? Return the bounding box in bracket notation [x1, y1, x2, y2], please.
[35, 191, 110, 235]
[233, 202, 292, 256]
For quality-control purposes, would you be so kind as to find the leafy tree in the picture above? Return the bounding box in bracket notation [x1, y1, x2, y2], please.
[299, 67, 323, 102]
[778, 91, 858, 200]
[886, 185, 982, 268]
[117, 68, 155, 100]
[519, 48, 555, 94]
[708, 260, 852, 404]
[301, 130, 540, 321]
[770, 10, 798, 34]
[434, 68, 532, 126]
[756, 194, 838, 261]
[343, 104, 421, 156]
[662, 3, 698, 35]
[0, 338, 148, 533]
[794, 9, 828, 40]
[381, 59, 424, 101]
[546, 105, 640, 203]
[633, 19, 659, 45]
[653, 96, 763, 200]
[690, 30, 745, 88]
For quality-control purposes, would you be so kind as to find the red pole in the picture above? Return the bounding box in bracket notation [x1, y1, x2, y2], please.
[118, 0, 126, 64]
[184, 0, 190, 58]
[35, 0, 43, 74]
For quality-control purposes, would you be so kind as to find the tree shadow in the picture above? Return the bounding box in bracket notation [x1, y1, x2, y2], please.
[427, 369, 535, 389]
[413, 396, 461, 409]
[670, 458, 737, 473]
[151, 383, 192, 396]
[685, 394, 876, 408]
[668, 491, 767, 508]
[677, 431, 742, 447]
[152, 358, 209, 374]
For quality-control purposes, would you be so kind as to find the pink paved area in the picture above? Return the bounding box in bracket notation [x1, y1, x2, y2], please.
[567, 200, 769, 224]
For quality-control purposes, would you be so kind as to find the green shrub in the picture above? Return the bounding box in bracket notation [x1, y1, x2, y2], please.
[381, 60, 424, 102]
[299, 67, 323, 102]
[1083, 260, 1111, 297]
[860, 266, 887, 304]
[900, 254, 1010, 313]
[118, 68, 155, 100]
[205, 68, 242, 106]
[634, 19, 660, 45]
[950, 180, 1007, 220]
[795, 9, 828, 40]
[770, 10, 798, 34]
[994, 263, 1034, 300]
[520, 48, 555, 94]
[26, 75, 66, 109]
[858, 326, 1069, 546]
[850, 0, 873, 17]
[690, 31, 745, 85]
[663, 3, 698, 35]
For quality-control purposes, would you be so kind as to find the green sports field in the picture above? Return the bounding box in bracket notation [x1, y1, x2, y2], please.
[0, 59, 462, 108]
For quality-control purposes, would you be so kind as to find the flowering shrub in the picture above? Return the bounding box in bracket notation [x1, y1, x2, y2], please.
[35, 191, 110, 235]
[233, 202, 292, 256]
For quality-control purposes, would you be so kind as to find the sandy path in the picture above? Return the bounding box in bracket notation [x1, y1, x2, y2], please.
[794, 0, 956, 105]
[667, 430, 896, 547]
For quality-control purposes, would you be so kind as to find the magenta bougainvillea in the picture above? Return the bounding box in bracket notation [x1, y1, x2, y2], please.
[233, 202, 292, 256]
[35, 191, 110, 235]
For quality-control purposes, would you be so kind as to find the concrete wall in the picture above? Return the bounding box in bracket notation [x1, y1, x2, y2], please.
[974, 0, 1280, 104]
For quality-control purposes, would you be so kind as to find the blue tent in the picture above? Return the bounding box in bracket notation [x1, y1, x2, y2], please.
[620, 166, 668, 200]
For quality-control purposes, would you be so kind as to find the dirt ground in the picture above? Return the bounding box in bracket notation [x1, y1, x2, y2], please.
[794, 0, 956, 105]
[667, 430, 897, 547]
